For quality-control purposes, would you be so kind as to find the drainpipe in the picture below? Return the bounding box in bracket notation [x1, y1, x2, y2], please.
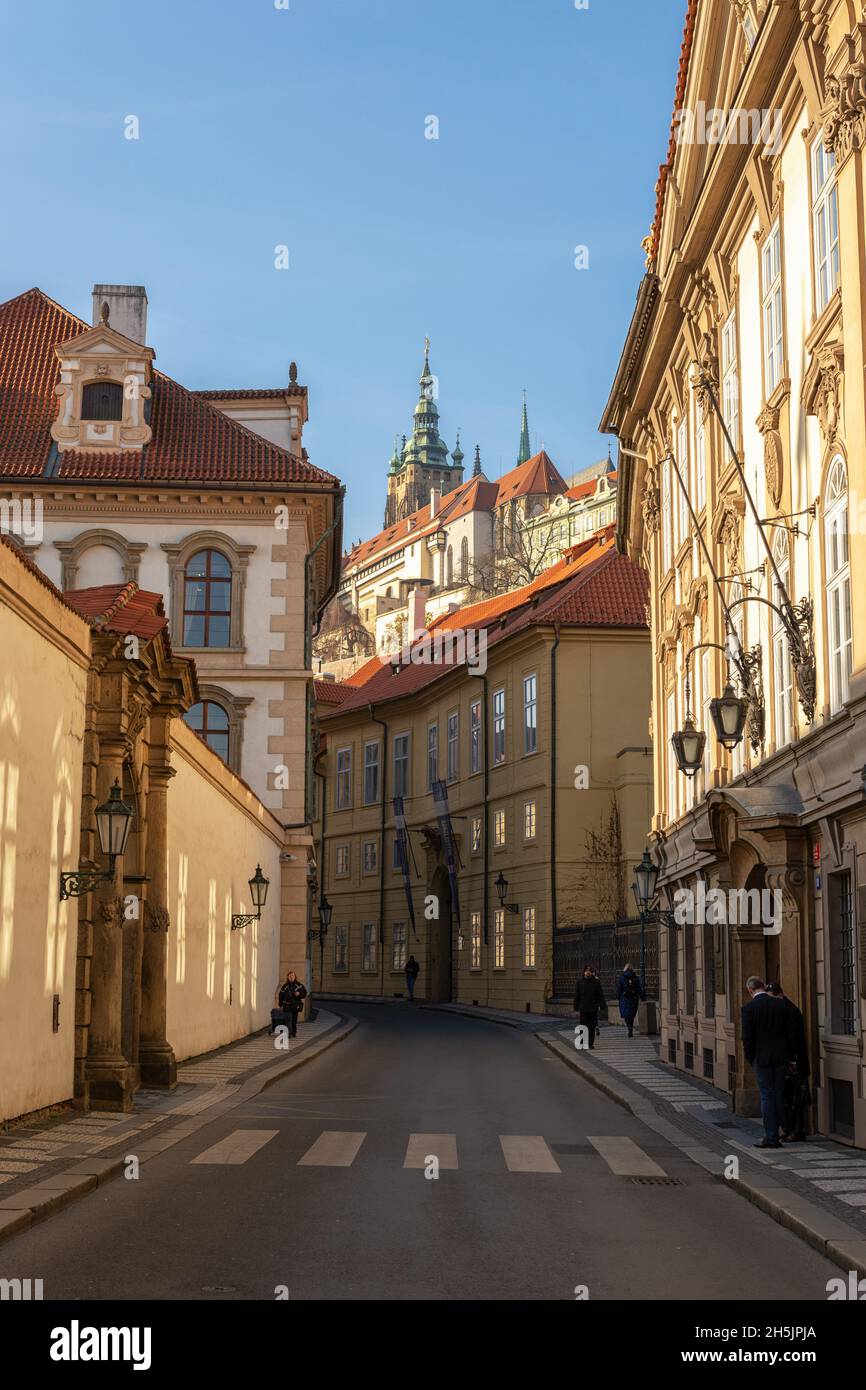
[314, 766, 327, 995]
[550, 622, 561, 997]
[369, 704, 388, 997]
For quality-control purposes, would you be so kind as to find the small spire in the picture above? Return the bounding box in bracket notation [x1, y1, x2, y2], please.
[473, 444, 482, 477]
[452, 429, 464, 467]
[421, 334, 431, 382]
[517, 389, 531, 465]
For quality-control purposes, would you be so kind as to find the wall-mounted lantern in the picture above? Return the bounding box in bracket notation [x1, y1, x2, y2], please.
[494, 871, 520, 916]
[231, 865, 270, 931]
[59, 780, 134, 900]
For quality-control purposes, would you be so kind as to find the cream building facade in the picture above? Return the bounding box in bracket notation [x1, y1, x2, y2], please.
[602, 0, 866, 1142]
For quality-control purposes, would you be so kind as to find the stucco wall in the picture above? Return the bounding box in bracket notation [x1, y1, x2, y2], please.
[0, 543, 90, 1122]
[165, 718, 285, 1062]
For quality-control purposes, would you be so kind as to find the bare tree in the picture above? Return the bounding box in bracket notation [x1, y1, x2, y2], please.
[466, 506, 565, 599]
[313, 597, 375, 664]
[557, 797, 626, 927]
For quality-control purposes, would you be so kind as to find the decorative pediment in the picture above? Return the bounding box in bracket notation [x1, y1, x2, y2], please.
[712, 492, 746, 571]
[51, 316, 154, 454]
[802, 339, 844, 445]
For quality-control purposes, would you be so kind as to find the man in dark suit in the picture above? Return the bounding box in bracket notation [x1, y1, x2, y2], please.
[741, 975, 797, 1148]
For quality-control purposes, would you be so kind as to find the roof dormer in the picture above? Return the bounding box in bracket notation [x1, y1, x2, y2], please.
[51, 301, 154, 453]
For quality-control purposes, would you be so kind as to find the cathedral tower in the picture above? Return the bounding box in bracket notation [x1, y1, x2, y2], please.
[384, 339, 463, 526]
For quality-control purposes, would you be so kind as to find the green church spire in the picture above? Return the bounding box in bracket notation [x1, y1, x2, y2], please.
[517, 390, 531, 465]
[452, 429, 464, 469]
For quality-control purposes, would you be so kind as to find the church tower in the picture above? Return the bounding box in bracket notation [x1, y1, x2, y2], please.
[517, 390, 531, 465]
[384, 339, 463, 526]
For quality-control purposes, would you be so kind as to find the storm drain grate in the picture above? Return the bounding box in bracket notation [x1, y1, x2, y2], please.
[630, 1176, 684, 1187]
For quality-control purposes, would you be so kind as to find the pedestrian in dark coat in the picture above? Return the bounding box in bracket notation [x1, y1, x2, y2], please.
[767, 981, 810, 1141]
[574, 965, 607, 1050]
[405, 955, 420, 1001]
[272, 971, 307, 1038]
[741, 976, 798, 1148]
[617, 963, 645, 1039]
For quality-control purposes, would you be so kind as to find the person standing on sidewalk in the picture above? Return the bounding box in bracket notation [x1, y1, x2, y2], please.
[405, 955, 420, 1002]
[741, 975, 796, 1149]
[617, 962, 645, 1039]
[767, 981, 810, 1142]
[574, 965, 606, 1050]
[277, 971, 307, 1038]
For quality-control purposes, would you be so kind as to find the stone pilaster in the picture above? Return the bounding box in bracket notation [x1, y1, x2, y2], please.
[139, 711, 177, 1088]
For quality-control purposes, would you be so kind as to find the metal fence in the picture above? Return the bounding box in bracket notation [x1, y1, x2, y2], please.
[553, 918, 659, 1003]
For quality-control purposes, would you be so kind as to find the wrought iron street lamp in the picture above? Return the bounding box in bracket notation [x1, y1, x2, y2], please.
[671, 711, 706, 778]
[709, 681, 750, 752]
[494, 871, 520, 916]
[59, 780, 134, 900]
[231, 864, 270, 931]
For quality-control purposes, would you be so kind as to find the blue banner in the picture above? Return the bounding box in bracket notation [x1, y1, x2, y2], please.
[392, 797, 418, 938]
[432, 780, 462, 936]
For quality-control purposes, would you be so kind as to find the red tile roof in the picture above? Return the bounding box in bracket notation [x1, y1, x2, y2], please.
[314, 678, 354, 704]
[0, 288, 337, 487]
[493, 450, 567, 504]
[63, 582, 171, 641]
[565, 470, 617, 502]
[194, 387, 306, 400]
[325, 537, 647, 717]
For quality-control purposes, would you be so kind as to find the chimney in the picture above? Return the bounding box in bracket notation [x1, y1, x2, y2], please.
[92, 284, 148, 344]
[430, 488, 441, 518]
[408, 588, 427, 640]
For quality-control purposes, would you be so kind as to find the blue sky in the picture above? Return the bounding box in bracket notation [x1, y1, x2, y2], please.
[1, 0, 685, 543]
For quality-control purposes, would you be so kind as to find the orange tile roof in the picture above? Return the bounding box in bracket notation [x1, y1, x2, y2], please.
[0, 288, 337, 487]
[64, 582, 171, 641]
[314, 678, 354, 704]
[194, 387, 306, 400]
[492, 449, 567, 504]
[565, 470, 618, 502]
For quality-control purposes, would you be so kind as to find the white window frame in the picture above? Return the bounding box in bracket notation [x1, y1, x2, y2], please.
[812, 135, 840, 316]
[363, 740, 380, 805]
[696, 416, 706, 515]
[393, 733, 409, 798]
[447, 711, 459, 782]
[722, 311, 739, 451]
[666, 689, 677, 823]
[772, 537, 793, 748]
[335, 843, 350, 877]
[362, 922, 377, 973]
[334, 923, 348, 973]
[676, 416, 689, 544]
[494, 808, 506, 848]
[762, 223, 784, 395]
[335, 747, 352, 810]
[470, 698, 481, 774]
[470, 912, 482, 970]
[494, 908, 505, 969]
[471, 815, 482, 853]
[524, 800, 537, 840]
[493, 688, 506, 764]
[523, 673, 538, 754]
[522, 906, 536, 969]
[427, 723, 438, 789]
[825, 456, 852, 713]
[392, 922, 407, 971]
[662, 456, 672, 572]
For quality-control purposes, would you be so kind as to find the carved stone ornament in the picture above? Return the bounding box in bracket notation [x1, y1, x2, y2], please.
[694, 331, 720, 417]
[804, 341, 844, 444]
[718, 502, 742, 570]
[642, 463, 660, 535]
[822, 62, 866, 164]
[99, 898, 126, 927]
[756, 403, 783, 508]
[146, 903, 170, 934]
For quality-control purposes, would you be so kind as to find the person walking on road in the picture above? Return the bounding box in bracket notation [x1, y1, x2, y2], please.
[767, 981, 810, 1142]
[617, 962, 645, 1039]
[405, 954, 420, 1002]
[741, 975, 797, 1148]
[274, 970, 307, 1038]
[574, 964, 606, 1049]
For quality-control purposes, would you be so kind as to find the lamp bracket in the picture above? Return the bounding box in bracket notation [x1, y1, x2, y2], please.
[59, 865, 113, 901]
[231, 913, 260, 932]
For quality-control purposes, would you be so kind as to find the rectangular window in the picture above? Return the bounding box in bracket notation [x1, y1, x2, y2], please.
[471, 814, 482, 853]
[493, 688, 506, 764]
[494, 808, 506, 848]
[392, 922, 407, 972]
[393, 734, 409, 798]
[447, 711, 459, 782]
[773, 564, 793, 747]
[677, 417, 689, 544]
[335, 844, 350, 877]
[762, 223, 784, 395]
[470, 699, 481, 774]
[471, 911, 482, 969]
[362, 923, 377, 973]
[494, 908, 505, 969]
[524, 800, 537, 840]
[812, 136, 840, 315]
[427, 723, 438, 789]
[522, 906, 536, 968]
[523, 674, 537, 754]
[363, 741, 380, 805]
[826, 493, 852, 714]
[828, 871, 857, 1036]
[362, 839, 378, 874]
[662, 456, 672, 572]
[722, 311, 739, 451]
[334, 924, 348, 973]
[335, 747, 352, 810]
[696, 418, 706, 514]
[666, 690, 677, 823]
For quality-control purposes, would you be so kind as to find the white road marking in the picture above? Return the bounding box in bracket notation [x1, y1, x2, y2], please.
[190, 1129, 279, 1166]
[297, 1131, 367, 1167]
[588, 1135, 667, 1177]
[499, 1136, 561, 1173]
[403, 1134, 458, 1169]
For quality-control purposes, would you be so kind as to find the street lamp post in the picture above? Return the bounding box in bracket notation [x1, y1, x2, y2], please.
[632, 849, 659, 988]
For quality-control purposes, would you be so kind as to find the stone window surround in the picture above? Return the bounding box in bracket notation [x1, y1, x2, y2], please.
[55, 528, 147, 591]
[161, 530, 255, 652]
[186, 682, 252, 775]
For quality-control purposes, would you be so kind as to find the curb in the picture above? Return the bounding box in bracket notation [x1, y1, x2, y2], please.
[0, 1013, 358, 1251]
[537, 1032, 866, 1280]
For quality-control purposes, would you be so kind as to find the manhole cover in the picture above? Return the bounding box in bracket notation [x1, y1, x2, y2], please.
[631, 1177, 684, 1186]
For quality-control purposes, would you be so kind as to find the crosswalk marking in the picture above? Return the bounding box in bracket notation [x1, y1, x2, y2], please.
[297, 1131, 367, 1167]
[403, 1134, 458, 1169]
[588, 1135, 667, 1177]
[499, 1136, 561, 1173]
[812, 1179, 866, 1192]
[190, 1129, 278, 1166]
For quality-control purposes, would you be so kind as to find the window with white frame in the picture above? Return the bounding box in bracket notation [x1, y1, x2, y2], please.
[762, 223, 784, 395]
[447, 711, 459, 782]
[523, 673, 538, 753]
[662, 456, 672, 572]
[825, 456, 852, 713]
[677, 416, 690, 543]
[392, 922, 407, 971]
[335, 747, 352, 809]
[701, 648, 712, 793]
[666, 689, 677, 823]
[812, 136, 839, 316]
[696, 416, 706, 514]
[524, 800, 537, 840]
[772, 531, 793, 747]
[470, 698, 482, 773]
[494, 908, 505, 969]
[493, 688, 506, 764]
[393, 733, 409, 797]
[334, 924, 348, 973]
[362, 839, 378, 874]
[362, 923, 377, 972]
[335, 843, 350, 876]
[471, 815, 482, 853]
[427, 723, 438, 789]
[470, 911, 482, 969]
[494, 808, 506, 847]
[522, 907, 536, 968]
[722, 311, 740, 450]
[363, 741, 380, 805]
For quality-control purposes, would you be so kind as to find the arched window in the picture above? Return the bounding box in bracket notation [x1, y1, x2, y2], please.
[460, 536, 469, 582]
[183, 549, 232, 647]
[825, 456, 852, 712]
[81, 381, 123, 421]
[185, 700, 230, 762]
[446, 545, 453, 587]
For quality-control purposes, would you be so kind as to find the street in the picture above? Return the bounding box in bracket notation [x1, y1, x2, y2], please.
[0, 1005, 839, 1302]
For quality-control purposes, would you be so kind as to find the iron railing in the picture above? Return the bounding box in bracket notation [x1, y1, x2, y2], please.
[553, 917, 659, 1002]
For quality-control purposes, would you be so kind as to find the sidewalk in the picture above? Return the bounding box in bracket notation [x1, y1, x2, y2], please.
[0, 1008, 356, 1246]
[542, 1024, 866, 1278]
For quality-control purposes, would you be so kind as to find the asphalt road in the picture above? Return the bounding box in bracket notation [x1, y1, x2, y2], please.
[0, 1003, 840, 1301]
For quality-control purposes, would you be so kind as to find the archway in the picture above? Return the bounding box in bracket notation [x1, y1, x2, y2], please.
[428, 864, 453, 1003]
